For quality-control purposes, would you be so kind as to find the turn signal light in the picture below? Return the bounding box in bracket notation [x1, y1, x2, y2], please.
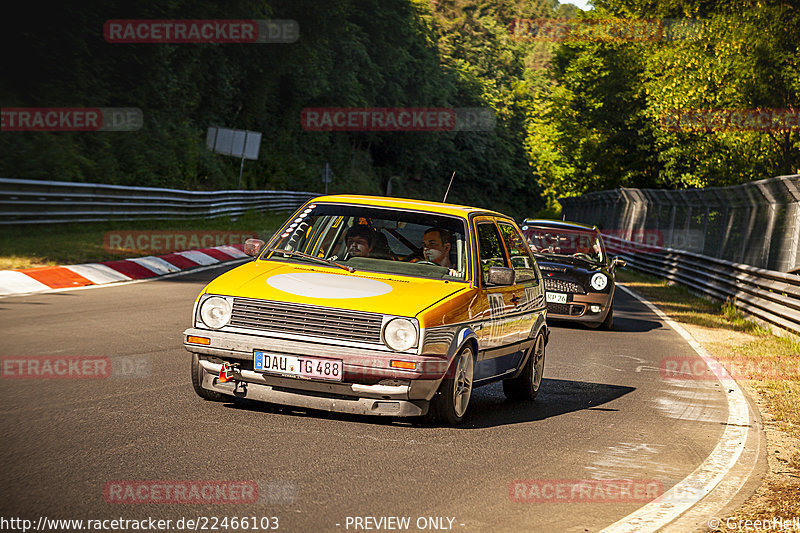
[390, 360, 417, 370]
[187, 335, 211, 345]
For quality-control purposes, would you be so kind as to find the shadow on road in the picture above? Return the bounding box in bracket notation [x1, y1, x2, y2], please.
[461, 378, 635, 429]
[549, 316, 662, 333]
[611, 315, 662, 333]
[218, 377, 635, 430]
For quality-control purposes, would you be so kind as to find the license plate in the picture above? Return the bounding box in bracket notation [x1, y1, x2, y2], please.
[546, 292, 568, 304]
[254, 351, 343, 381]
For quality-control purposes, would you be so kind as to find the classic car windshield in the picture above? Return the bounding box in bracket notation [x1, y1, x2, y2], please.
[265, 203, 469, 281]
[522, 226, 605, 264]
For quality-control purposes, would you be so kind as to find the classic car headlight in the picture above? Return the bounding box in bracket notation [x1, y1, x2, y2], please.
[383, 318, 418, 352]
[590, 272, 608, 291]
[199, 296, 232, 329]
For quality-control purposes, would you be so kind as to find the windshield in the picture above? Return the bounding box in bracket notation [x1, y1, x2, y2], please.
[264, 203, 469, 281]
[521, 226, 605, 264]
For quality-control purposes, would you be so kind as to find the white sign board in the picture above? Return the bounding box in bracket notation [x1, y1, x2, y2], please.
[206, 127, 261, 160]
[243, 131, 261, 160]
[205, 127, 217, 150]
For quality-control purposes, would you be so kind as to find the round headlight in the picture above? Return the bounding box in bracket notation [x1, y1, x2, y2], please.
[200, 296, 232, 329]
[591, 272, 608, 291]
[383, 318, 418, 352]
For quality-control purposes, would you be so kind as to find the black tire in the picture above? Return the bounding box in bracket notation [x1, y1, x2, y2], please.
[429, 345, 475, 425]
[503, 333, 545, 401]
[191, 353, 227, 401]
[599, 302, 614, 330]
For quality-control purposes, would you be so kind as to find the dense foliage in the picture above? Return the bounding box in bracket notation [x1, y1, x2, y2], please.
[526, 0, 800, 206]
[1, 0, 796, 217]
[1, 0, 552, 218]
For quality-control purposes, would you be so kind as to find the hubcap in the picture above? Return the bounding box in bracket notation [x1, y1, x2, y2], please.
[453, 349, 474, 417]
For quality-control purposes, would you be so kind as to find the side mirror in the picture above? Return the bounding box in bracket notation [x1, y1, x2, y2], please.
[244, 238, 265, 257]
[611, 257, 626, 270]
[486, 266, 515, 286]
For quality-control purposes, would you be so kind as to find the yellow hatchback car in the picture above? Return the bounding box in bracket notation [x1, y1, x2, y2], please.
[184, 195, 548, 424]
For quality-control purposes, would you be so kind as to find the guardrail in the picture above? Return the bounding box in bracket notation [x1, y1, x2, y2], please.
[605, 234, 800, 335]
[0, 178, 316, 224]
[560, 175, 800, 272]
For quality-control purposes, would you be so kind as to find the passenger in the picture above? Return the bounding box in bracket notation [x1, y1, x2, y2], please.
[421, 228, 453, 268]
[345, 225, 376, 258]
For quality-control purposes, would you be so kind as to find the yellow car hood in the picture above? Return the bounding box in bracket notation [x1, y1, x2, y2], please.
[201, 260, 468, 318]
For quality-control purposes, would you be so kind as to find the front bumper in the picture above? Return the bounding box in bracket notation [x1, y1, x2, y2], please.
[198, 358, 428, 417]
[184, 328, 449, 416]
[546, 291, 611, 323]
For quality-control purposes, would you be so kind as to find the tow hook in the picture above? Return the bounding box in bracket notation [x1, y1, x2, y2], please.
[218, 361, 237, 383]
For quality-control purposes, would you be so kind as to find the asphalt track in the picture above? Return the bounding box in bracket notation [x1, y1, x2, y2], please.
[0, 263, 764, 532]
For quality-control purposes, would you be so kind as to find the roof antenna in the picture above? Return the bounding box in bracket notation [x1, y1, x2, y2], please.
[442, 171, 456, 203]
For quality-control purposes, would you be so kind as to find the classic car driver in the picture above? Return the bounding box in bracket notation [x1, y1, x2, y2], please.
[421, 227, 453, 268]
[345, 225, 376, 258]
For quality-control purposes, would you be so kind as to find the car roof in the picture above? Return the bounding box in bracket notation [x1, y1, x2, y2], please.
[310, 194, 509, 219]
[522, 218, 599, 232]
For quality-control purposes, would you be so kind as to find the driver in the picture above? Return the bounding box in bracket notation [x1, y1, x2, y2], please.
[345, 225, 376, 258]
[421, 227, 453, 268]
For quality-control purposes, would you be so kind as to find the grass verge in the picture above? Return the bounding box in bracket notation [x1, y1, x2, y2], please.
[0, 211, 287, 270]
[616, 269, 800, 529]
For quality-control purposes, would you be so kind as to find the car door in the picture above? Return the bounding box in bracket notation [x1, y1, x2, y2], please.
[472, 217, 524, 382]
[497, 220, 546, 347]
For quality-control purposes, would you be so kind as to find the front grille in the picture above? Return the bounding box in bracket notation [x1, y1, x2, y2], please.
[547, 303, 585, 316]
[544, 278, 585, 294]
[230, 297, 384, 344]
[547, 302, 570, 315]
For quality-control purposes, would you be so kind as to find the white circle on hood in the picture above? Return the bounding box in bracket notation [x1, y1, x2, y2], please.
[266, 272, 393, 299]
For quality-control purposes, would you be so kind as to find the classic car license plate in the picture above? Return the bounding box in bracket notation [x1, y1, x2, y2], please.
[546, 292, 568, 304]
[254, 351, 343, 381]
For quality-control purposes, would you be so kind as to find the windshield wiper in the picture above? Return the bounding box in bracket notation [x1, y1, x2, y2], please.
[534, 251, 600, 263]
[264, 247, 355, 273]
[570, 253, 602, 264]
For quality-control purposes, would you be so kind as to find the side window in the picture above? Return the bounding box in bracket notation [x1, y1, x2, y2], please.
[498, 222, 538, 283]
[476, 222, 508, 284]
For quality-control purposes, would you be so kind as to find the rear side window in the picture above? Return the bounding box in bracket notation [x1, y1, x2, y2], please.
[476, 222, 508, 284]
[498, 222, 538, 283]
